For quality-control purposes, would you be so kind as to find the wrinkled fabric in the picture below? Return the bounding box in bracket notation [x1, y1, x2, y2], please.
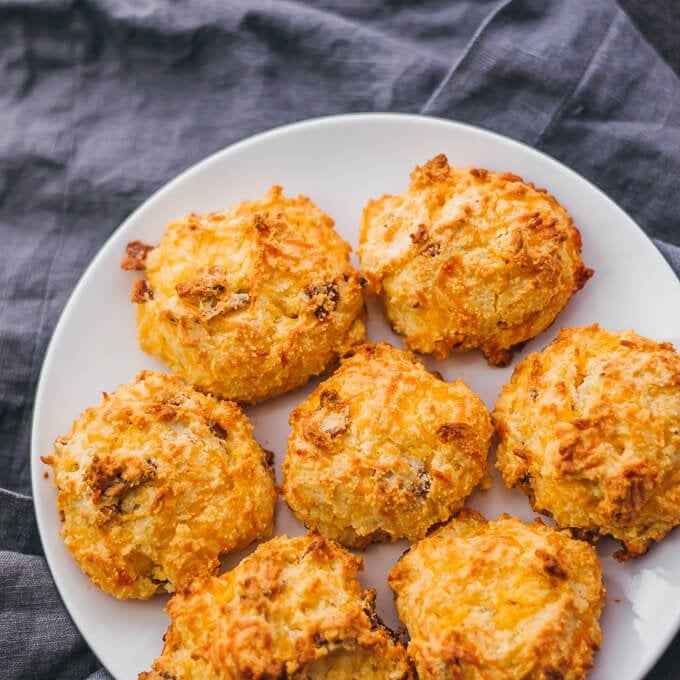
[0, 1, 678, 678]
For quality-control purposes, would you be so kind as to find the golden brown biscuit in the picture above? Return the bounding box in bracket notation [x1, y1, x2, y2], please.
[41, 371, 276, 599]
[358, 155, 592, 365]
[140, 533, 412, 680]
[282, 343, 492, 548]
[388, 511, 605, 680]
[494, 324, 680, 559]
[123, 186, 366, 404]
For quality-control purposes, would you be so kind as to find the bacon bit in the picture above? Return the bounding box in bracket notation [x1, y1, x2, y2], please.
[319, 417, 349, 439]
[43, 471, 49, 479]
[419, 154, 450, 184]
[253, 214, 269, 232]
[470, 168, 488, 180]
[410, 466, 431, 498]
[535, 549, 567, 579]
[543, 667, 565, 680]
[309, 390, 351, 444]
[610, 465, 653, 523]
[320, 389, 340, 407]
[209, 422, 227, 440]
[574, 265, 594, 290]
[613, 548, 634, 562]
[176, 266, 226, 299]
[410, 224, 428, 244]
[121, 240, 154, 271]
[525, 212, 542, 229]
[85, 455, 157, 505]
[131, 279, 153, 303]
[175, 266, 250, 319]
[437, 422, 470, 442]
[512, 448, 530, 461]
[304, 281, 339, 320]
[482, 345, 519, 366]
[422, 241, 441, 257]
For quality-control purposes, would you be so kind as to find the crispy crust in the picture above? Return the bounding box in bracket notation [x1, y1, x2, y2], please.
[358, 155, 592, 365]
[41, 371, 276, 599]
[493, 324, 680, 558]
[282, 343, 491, 547]
[139, 533, 413, 679]
[388, 511, 605, 680]
[125, 186, 366, 404]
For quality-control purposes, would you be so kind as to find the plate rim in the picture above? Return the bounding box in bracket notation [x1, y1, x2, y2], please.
[30, 111, 680, 680]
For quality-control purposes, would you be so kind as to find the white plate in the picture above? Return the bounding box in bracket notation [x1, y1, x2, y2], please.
[32, 113, 680, 680]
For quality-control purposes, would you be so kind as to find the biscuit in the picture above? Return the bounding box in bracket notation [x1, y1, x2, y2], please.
[358, 155, 592, 365]
[41, 371, 276, 599]
[388, 511, 605, 680]
[282, 343, 491, 547]
[140, 532, 412, 679]
[494, 324, 680, 559]
[123, 186, 366, 403]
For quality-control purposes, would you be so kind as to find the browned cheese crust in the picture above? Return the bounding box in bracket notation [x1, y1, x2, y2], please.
[123, 186, 366, 404]
[388, 511, 605, 679]
[41, 371, 276, 599]
[358, 155, 592, 365]
[140, 533, 413, 680]
[494, 324, 680, 559]
[282, 343, 492, 547]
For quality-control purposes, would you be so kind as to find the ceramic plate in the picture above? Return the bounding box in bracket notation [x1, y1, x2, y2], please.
[31, 113, 680, 680]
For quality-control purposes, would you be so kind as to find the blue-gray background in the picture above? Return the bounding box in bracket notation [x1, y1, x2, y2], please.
[1, 1, 678, 678]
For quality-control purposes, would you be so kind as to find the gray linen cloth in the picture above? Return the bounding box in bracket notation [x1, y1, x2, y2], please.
[0, 1, 678, 678]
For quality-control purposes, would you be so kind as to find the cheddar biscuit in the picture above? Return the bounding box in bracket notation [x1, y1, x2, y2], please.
[123, 186, 366, 403]
[140, 533, 412, 679]
[282, 343, 491, 548]
[494, 324, 680, 559]
[358, 155, 592, 365]
[388, 511, 605, 679]
[42, 371, 276, 599]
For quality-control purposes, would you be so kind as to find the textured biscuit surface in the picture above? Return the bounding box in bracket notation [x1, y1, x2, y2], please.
[124, 186, 366, 403]
[388, 511, 605, 680]
[494, 324, 680, 558]
[140, 533, 412, 680]
[42, 371, 276, 599]
[282, 343, 492, 547]
[358, 155, 592, 365]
